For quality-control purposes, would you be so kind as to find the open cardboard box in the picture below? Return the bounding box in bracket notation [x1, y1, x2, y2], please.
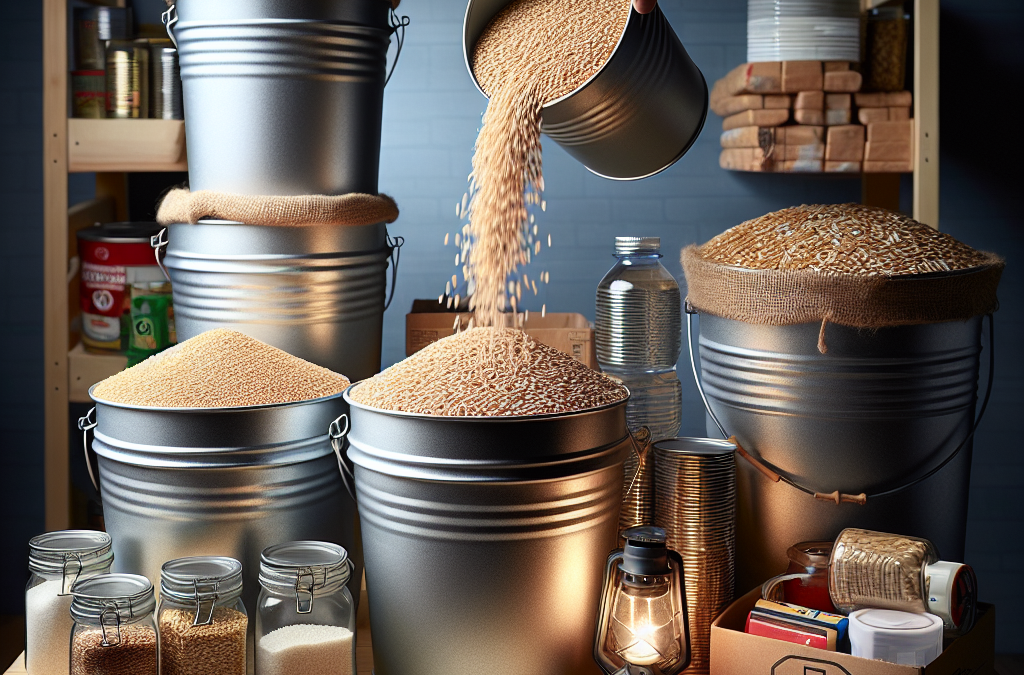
[406, 308, 597, 368]
[711, 588, 996, 675]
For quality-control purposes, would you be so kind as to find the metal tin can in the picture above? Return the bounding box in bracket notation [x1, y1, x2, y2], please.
[106, 40, 149, 119]
[73, 6, 131, 71]
[77, 222, 169, 353]
[149, 39, 183, 120]
[71, 70, 106, 119]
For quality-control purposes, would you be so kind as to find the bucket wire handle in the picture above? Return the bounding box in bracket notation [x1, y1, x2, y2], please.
[624, 426, 651, 500]
[329, 414, 356, 502]
[151, 228, 171, 283]
[384, 233, 404, 311]
[161, 4, 178, 47]
[685, 304, 997, 505]
[77, 408, 101, 494]
[385, 8, 410, 87]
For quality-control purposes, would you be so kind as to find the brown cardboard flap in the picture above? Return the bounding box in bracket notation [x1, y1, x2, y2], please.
[711, 588, 995, 675]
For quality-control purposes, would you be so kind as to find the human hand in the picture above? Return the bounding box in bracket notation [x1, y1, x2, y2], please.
[633, 0, 657, 14]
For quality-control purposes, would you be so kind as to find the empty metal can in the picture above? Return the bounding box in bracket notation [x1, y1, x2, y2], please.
[343, 392, 630, 675]
[165, 0, 405, 195]
[463, 0, 707, 180]
[149, 40, 183, 120]
[74, 6, 131, 70]
[82, 390, 362, 616]
[106, 39, 149, 119]
[158, 221, 400, 383]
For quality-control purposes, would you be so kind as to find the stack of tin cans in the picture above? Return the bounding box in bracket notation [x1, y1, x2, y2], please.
[653, 438, 737, 675]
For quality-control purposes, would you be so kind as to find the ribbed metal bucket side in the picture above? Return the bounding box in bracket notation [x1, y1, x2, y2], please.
[163, 223, 393, 383]
[344, 397, 629, 675]
[463, 2, 707, 180]
[173, 0, 394, 195]
[697, 315, 982, 590]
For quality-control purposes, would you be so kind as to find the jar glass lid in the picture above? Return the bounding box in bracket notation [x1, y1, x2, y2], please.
[160, 556, 244, 604]
[28, 530, 114, 579]
[259, 541, 350, 600]
[70, 573, 155, 623]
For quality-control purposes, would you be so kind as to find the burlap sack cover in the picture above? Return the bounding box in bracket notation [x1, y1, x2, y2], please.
[682, 205, 1003, 352]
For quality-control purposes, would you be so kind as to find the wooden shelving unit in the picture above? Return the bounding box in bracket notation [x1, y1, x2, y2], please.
[43, 0, 187, 529]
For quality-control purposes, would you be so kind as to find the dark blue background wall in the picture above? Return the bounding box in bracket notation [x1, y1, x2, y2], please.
[2, 0, 1020, 653]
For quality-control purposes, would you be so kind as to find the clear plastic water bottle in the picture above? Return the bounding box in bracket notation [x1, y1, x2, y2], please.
[596, 237, 682, 440]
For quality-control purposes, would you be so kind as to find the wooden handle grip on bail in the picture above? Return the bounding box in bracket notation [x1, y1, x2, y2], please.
[729, 436, 781, 483]
[814, 490, 868, 506]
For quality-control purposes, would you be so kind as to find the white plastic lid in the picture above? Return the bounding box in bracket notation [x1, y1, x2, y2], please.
[849, 609, 943, 667]
[925, 560, 977, 632]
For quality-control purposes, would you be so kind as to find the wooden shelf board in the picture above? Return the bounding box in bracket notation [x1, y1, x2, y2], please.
[68, 343, 126, 403]
[68, 119, 187, 173]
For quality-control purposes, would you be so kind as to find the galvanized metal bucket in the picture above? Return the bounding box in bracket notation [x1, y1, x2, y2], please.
[164, 0, 408, 196]
[154, 221, 402, 383]
[78, 390, 362, 616]
[340, 389, 631, 675]
[687, 312, 992, 592]
[463, 1, 707, 180]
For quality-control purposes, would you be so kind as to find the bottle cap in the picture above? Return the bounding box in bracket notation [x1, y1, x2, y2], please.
[614, 237, 661, 255]
[924, 560, 977, 632]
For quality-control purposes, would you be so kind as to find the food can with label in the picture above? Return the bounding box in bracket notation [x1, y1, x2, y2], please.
[72, 70, 106, 118]
[77, 222, 172, 353]
[106, 40, 149, 119]
[73, 6, 131, 71]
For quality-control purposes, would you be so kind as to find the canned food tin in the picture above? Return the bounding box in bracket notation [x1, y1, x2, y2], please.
[149, 40, 183, 120]
[78, 223, 171, 353]
[72, 70, 106, 119]
[73, 6, 131, 71]
[106, 40, 149, 119]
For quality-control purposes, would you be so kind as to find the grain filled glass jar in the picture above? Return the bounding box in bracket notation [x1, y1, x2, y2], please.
[26, 531, 114, 675]
[256, 541, 355, 675]
[829, 528, 978, 634]
[158, 556, 248, 675]
[69, 573, 158, 675]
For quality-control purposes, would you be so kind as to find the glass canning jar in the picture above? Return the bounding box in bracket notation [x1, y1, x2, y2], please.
[255, 541, 355, 675]
[69, 573, 158, 675]
[158, 556, 248, 675]
[26, 530, 114, 675]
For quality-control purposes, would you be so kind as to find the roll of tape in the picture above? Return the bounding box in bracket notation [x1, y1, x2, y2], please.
[849, 609, 943, 666]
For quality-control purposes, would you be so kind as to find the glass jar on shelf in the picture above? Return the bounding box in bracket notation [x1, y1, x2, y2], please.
[69, 573, 158, 675]
[255, 541, 355, 675]
[26, 530, 114, 675]
[158, 556, 248, 675]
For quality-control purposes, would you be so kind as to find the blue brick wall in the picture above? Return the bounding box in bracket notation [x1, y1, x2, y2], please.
[1, 0, 1019, 653]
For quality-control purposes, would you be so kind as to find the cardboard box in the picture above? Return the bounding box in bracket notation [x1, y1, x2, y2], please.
[711, 588, 996, 675]
[406, 310, 597, 368]
[826, 93, 851, 110]
[720, 147, 768, 171]
[777, 159, 823, 172]
[825, 109, 852, 126]
[823, 70, 862, 92]
[782, 61, 823, 93]
[795, 91, 824, 110]
[825, 124, 865, 161]
[823, 61, 850, 72]
[858, 107, 890, 125]
[794, 109, 825, 125]
[886, 90, 913, 107]
[763, 94, 792, 109]
[723, 108, 789, 131]
[779, 142, 824, 161]
[864, 159, 914, 173]
[711, 94, 763, 117]
[855, 92, 888, 108]
[867, 120, 914, 143]
[720, 126, 763, 148]
[778, 126, 824, 145]
[889, 106, 911, 121]
[865, 141, 912, 161]
[825, 160, 861, 172]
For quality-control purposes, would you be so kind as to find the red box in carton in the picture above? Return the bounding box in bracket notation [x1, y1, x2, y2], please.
[711, 588, 995, 675]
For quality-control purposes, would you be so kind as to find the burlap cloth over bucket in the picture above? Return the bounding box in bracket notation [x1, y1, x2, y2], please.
[154, 188, 403, 382]
[680, 205, 1004, 591]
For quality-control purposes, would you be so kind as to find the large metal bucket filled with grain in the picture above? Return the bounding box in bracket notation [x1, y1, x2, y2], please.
[158, 221, 400, 383]
[81, 391, 361, 614]
[463, 0, 707, 180]
[164, 0, 407, 196]
[342, 397, 629, 675]
[681, 205, 1004, 592]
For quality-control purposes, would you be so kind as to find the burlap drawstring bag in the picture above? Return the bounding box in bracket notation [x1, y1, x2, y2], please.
[157, 188, 399, 228]
[682, 204, 1004, 354]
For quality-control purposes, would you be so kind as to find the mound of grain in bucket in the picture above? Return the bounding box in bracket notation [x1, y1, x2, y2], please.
[698, 203, 991, 276]
[463, 0, 631, 327]
[92, 329, 350, 408]
[351, 327, 627, 416]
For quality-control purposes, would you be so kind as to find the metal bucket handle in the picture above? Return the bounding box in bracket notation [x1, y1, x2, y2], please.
[151, 228, 171, 283]
[162, 5, 179, 47]
[385, 232, 404, 311]
[685, 304, 997, 505]
[624, 425, 652, 501]
[329, 414, 357, 502]
[386, 8, 411, 87]
[77, 408, 102, 494]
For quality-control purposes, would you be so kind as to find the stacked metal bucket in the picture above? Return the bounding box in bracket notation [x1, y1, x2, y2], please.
[85, 0, 407, 614]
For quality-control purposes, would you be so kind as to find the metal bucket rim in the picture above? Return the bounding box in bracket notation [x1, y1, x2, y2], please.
[89, 384, 345, 414]
[343, 382, 628, 422]
[462, 0, 634, 110]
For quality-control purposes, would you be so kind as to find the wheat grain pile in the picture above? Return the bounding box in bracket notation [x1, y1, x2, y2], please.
[351, 327, 627, 416]
[463, 0, 631, 326]
[698, 204, 989, 276]
[92, 329, 350, 408]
